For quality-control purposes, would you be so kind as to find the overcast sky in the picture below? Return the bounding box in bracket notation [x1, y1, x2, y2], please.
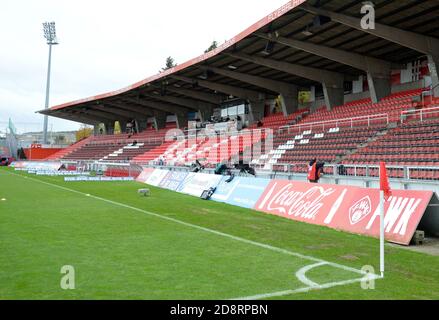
[0, 0, 288, 133]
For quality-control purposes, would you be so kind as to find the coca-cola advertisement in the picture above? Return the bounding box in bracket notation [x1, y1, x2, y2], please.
[254, 180, 433, 245]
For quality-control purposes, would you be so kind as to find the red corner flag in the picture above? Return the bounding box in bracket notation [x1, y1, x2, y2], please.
[380, 162, 392, 200]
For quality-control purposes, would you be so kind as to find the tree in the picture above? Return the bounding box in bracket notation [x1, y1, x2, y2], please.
[76, 125, 93, 141]
[204, 41, 218, 53]
[161, 56, 177, 72]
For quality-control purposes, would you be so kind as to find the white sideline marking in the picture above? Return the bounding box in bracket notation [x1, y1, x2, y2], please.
[5, 170, 383, 297]
[295, 262, 328, 287]
[231, 273, 381, 300]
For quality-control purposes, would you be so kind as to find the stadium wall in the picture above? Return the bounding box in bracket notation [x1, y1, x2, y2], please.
[260, 172, 439, 196]
[23, 147, 63, 160]
[136, 167, 438, 245]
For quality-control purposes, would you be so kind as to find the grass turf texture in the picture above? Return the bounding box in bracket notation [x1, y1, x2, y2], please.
[0, 167, 438, 300]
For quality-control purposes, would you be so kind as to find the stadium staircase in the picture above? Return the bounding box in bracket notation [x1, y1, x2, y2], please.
[132, 141, 176, 163]
[99, 140, 164, 162]
[55, 123, 177, 162]
[134, 129, 269, 167]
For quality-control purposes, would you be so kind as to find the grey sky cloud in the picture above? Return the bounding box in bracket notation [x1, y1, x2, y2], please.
[0, 0, 287, 134]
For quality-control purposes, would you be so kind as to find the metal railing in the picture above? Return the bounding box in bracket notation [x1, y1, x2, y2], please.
[58, 159, 439, 182]
[89, 135, 166, 146]
[252, 163, 439, 181]
[277, 113, 389, 135]
[401, 106, 439, 123]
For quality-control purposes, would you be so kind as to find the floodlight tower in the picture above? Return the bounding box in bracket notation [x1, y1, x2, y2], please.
[42, 22, 58, 145]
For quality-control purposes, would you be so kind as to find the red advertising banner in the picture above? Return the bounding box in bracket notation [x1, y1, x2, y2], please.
[254, 180, 433, 245]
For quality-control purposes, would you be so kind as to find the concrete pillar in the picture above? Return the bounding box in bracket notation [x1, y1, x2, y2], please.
[323, 83, 345, 110]
[367, 73, 392, 104]
[154, 113, 167, 130]
[176, 113, 188, 130]
[105, 122, 114, 135]
[428, 54, 439, 97]
[199, 108, 213, 123]
[119, 120, 128, 134]
[249, 100, 265, 123]
[93, 124, 100, 135]
[137, 119, 148, 132]
[279, 86, 298, 115]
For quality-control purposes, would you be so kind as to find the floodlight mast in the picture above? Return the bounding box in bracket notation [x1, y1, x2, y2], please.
[42, 21, 58, 145]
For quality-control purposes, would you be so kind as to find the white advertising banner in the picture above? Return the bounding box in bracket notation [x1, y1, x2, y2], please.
[177, 173, 222, 197]
[145, 169, 169, 187]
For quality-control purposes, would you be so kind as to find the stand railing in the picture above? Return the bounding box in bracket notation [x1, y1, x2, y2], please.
[277, 113, 389, 135]
[252, 163, 439, 181]
[401, 106, 439, 123]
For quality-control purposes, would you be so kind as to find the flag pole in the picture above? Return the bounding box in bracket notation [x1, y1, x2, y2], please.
[380, 190, 385, 278]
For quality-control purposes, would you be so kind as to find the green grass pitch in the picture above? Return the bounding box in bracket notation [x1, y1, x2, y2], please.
[1, 167, 438, 300]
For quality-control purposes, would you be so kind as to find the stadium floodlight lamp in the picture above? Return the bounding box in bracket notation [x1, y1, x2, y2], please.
[41, 21, 59, 145]
[43, 21, 58, 45]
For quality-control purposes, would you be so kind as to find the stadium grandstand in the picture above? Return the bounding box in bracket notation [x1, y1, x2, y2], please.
[3, 0, 439, 302]
[36, 0, 439, 186]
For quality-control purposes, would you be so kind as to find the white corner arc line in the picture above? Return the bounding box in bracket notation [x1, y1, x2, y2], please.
[230, 273, 382, 300]
[296, 262, 328, 287]
[5, 171, 376, 278]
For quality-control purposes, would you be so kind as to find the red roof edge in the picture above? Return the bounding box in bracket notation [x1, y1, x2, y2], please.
[49, 0, 307, 112]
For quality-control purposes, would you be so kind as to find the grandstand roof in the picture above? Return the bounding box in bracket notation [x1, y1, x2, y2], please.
[39, 0, 439, 125]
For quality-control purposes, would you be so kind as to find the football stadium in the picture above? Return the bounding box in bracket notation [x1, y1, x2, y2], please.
[2, 0, 439, 303]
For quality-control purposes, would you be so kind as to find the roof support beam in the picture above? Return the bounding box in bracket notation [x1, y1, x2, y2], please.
[64, 110, 109, 124]
[143, 92, 214, 123]
[110, 102, 169, 125]
[94, 104, 147, 121]
[255, 33, 394, 77]
[199, 65, 299, 115]
[226, 52, 344, 110]
[68, 113, 104, 125]
[142, 92, 215, 112]
[123, 97, 189, 116]
[106, 101, 154, 117]
[76, 109, 126, 122]
[171, 75, 265, 102]
[300, 4, 439, 56]
[45, 112, 98, 126]
[171, 74, 267, 122]
[299, 4, 439, 99]
[165, 86, 223, 104]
